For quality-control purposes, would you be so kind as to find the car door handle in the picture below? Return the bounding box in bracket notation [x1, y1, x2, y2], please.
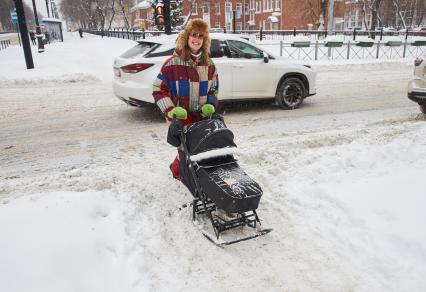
[232, 64, 243, 68]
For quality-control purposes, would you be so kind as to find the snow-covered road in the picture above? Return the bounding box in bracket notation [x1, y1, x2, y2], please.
[1, 33, 426, 292]
[0, 61, 413, 179]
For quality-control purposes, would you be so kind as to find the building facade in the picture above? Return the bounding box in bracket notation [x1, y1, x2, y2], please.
[130, 0, 153, 29]
[131, 0, 346, 31]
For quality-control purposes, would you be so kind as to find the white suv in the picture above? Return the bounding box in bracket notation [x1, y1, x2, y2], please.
[408, 57, 426, 113]
[112, 33, 316, 110]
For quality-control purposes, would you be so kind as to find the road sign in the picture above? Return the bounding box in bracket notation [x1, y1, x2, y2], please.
[11, 9, 18, 24]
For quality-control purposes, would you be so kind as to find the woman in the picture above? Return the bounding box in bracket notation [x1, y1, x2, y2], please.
[152, 19, 219, 180]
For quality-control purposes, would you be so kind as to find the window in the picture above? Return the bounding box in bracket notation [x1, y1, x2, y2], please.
[225, 1, 232, 13]
[275, 0, 280, 10]
[209, 39, 225, 58]
[203, 3, 210, 14]
[244, 3, 249, 14]
[214, 3, 220, 15]
[120, 42, 158, 58]
[236, 22, 242, 31]
[236, 3, 242, 18]
[225, 1, 232, 26]
[145, 47, 174, 58]
[227, 40, 263, 59]
[191, 3, 198, 14]
[255, 1, 260, 13]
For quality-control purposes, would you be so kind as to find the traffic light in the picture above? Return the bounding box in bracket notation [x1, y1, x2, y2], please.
[155, 1, 165, 26]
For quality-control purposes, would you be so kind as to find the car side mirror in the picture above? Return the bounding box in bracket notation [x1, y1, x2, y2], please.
[263, 53, 269, 63]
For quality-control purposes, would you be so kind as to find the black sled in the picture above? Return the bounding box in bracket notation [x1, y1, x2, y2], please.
[175, 118, 272, 246]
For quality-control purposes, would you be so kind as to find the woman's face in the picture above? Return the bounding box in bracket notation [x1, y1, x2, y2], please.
[188, 32, 204, 54]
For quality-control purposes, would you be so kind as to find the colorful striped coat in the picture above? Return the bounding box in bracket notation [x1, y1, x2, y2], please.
[152, 50, 219, 122]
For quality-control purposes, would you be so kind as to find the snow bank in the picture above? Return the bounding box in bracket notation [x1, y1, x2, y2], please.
[0, 31, 136, 85]
[0, 191, 149, 292]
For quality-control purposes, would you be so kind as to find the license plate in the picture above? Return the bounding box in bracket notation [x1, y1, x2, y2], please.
[114, 67, 121, 77]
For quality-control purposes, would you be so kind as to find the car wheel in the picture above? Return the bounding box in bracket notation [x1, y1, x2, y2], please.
[276, 77, 306, 109]
[420, 104, 426, 114]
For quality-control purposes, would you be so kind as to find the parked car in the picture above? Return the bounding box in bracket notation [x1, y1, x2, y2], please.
[411, 26, 426, 36]
[407, 56, 426, 114]
[112, 33, 317, 110]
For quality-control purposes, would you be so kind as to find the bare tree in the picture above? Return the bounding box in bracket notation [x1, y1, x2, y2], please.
[181, 0, 200, 27]
[401, 0, 426, 27]
[118, 0, 130, 28]
[304, 0, 329, 30]
[393, 0, 406, 28]
[377, 0, 425, 28]
[414, 0, 426, 26]
[0, 0, 37, 31]
[370, 0, 383, 31]
[94, 0, 110, 29]
[361, 0, 369, 30]
[108, 0, 116, 29]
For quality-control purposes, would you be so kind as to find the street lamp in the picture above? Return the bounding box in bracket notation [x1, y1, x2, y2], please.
[45, 0, 50, 18]
[31, 0, 45, 53]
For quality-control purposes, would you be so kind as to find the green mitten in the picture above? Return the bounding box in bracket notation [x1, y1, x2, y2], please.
[167, 107, 188, 120]
[201, 104, 215, 118]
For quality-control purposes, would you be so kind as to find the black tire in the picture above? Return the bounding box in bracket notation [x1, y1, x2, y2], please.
[276, 77, 306, 109]
[420, 104, 426, 114]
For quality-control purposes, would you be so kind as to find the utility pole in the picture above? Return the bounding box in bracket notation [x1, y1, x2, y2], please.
[327, 0, 335, 33]
[45, 0, 50, 18]
[31, 0, 45, 53]
[233, 10, 236, 33]
[164, 0, 171, 35]
[13, 0, 34, 69]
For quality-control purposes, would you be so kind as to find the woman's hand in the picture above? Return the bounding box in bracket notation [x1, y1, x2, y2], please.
[200, 104, 215, 118]
[167, 107, 188, 120]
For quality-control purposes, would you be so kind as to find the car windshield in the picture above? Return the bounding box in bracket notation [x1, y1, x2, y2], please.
[120, 42, 159, 58]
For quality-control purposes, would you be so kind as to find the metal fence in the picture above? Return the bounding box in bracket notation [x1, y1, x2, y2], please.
[271, 39, 426, 60]
[85, 28, 426, 60]
[0, 39, 12, 50]
[240, 28, 425, 41]
[83, 28, 176, 40]
[85, 27, 425, 41]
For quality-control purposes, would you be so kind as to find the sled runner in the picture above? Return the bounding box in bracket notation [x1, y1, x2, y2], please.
[177, 118, 272, 245]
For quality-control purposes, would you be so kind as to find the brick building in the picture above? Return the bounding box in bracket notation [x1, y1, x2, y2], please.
[130, 0, 153, 29]
[131, 0, 345, 31]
